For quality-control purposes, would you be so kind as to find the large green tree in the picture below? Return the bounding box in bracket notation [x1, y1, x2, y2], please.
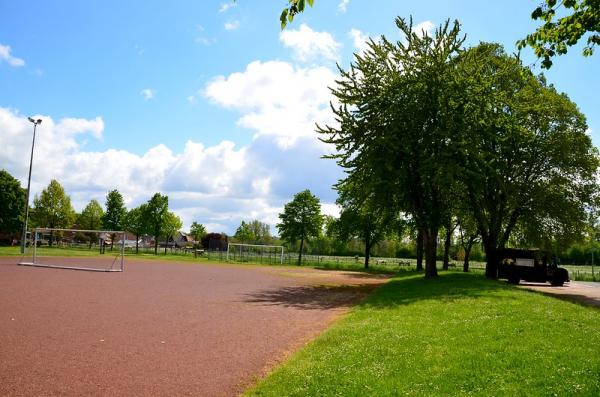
[455, 43, 599, 278]
[144, 193, 169, 254]
[0, 170, 26, 235]
[519, 0, 600, 68]
[123, 204, 148, 254]
[320, 18, 465, 278]
[32, 179, 75, 245]
[248, 220, 272, 244]
[277, 189, 323, 265]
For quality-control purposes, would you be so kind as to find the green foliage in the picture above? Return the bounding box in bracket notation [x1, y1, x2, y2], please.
[32, 179, 75, 230]
[319, 17, 466, 278]
[102, 189, 126, 231]
[144, 193, 169, 254]
[234, 220, 254, 243]
[123, 204, 148, 252]
[78, 199, 104, 230]
[248, 273, 600, 396]
[519, 0, 600, 68]
[0, 169, 26, 234]
[189, 221, 207, 242]
[279, 0, 314, 29]
[277, 189, 323, 264]
[162, 211, 183, 253]
[455, 43, 599, 276]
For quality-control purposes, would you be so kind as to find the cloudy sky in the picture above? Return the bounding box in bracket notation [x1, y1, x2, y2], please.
[1, 0, 599, 234]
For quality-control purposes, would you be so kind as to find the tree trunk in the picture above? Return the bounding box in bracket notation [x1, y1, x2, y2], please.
[484, 240, 499, 279]
[442, 225, 452, 270]
[298, 236, 305, 266]
[49, 229, 54, 247]
[164, 238, 168, 255]
[364, 234, 371, 269]
[416, 229, 424, 271]
[423, 229, 438, 278]
[135, 233, 139, 254]
[154, 234, 158, 255]
[463, 237, 474, 272]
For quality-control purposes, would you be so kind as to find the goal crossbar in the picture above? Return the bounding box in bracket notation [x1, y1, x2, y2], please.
[227, 243, 284, 264]
[18, 228, 125, 272]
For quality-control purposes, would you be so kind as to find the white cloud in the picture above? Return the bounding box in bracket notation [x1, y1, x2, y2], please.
[337, 0, 350, 13]
[219, 2, 236, 12]
[0, 107, 342, 234]
[140, 88, 155, 100]
[412, 20, 435, 37]
[0, 43, 25, 67]
[280, 24, 341, 63]
[195, 37, 216, 45]
[204, 60, 337, 148]
[349, 28, 370, 55]
[224, 20, 240, 30]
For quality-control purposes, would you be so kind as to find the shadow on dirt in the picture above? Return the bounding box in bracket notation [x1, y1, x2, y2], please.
[242, 283, 380, 310]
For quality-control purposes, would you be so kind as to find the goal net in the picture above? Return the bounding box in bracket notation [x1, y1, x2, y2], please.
[227, 243, 284, 265]
[18, 228, 125, 272]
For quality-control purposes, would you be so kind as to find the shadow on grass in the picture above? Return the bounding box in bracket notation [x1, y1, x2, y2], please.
[359, 272, 515, 308]
[242, 284, 380, 310]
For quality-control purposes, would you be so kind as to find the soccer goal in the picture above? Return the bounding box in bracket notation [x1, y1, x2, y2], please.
[227, 243, 284, 265]
[18, 228, 125, 272]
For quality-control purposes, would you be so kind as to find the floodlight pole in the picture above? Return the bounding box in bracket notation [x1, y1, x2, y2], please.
[21, 117, 42, 254]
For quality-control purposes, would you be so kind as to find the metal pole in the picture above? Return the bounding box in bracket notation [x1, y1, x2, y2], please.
[33, 228, 38, 264]
[121, 232, 125, 271]
[21, 120, 40, 254]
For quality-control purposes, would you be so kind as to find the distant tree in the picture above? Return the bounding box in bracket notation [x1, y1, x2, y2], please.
[234, 221, 254, 244]
[103, 189, 126, 250]
[78, 199, 105, 248]
[248, 220, 272, 244]
[144, 193, 169, 255]
[123, 204, 148, 254]
[0, 170, 26, 235]
[162, 211, 182, 254]
[190, 221, 207, 244]
[201, 232, 228, 251]
[32, 179, 75, 246]
[519, 0, 600, 68]
[277, 189, 323, 265]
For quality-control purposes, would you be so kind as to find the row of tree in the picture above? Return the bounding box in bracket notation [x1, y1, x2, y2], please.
[0, 173, 195, 255]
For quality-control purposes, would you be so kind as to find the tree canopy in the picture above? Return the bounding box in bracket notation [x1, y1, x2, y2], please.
[190, 221, 207, 243]
[123, 204, 148, 253]
[102, 189, 126, 232]
[144, 193, 169, 254]
[0, 170, 26, 235]
[320, 17, 465, 278]
[79, 199, 104, 231]
[32, 179, 75, 245]
[277, 189, 323, 265]
[519, 0, 600, 68]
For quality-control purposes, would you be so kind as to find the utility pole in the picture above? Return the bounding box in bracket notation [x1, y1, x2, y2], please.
[20, 117, 42, 254]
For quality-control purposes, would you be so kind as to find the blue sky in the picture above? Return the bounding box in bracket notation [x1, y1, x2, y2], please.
[1, 0, 598, 233]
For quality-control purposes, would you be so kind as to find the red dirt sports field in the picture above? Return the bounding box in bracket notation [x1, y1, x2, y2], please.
[0, 257, 387, 396]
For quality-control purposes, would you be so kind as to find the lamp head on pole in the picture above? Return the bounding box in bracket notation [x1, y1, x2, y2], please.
[27, 117, 42, 125]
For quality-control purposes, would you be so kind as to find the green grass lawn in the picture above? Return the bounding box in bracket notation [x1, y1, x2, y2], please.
[247, 272, 600, 396]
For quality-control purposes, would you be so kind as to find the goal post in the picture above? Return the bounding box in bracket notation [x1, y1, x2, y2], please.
[18, 227, 126, 272]
[227, 243, 284, 265]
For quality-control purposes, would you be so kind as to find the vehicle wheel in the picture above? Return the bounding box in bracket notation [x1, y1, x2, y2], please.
[508, 276, 520, 285]
[551, 279, 564, 287]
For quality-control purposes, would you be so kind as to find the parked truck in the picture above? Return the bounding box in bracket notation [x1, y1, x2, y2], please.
[498, 248, 569, 286]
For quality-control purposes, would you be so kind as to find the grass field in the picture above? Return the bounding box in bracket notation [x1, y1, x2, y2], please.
[247, 272, 600, 396]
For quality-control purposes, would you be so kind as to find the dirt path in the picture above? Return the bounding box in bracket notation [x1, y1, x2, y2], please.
[0, 257, 388, 396]
[519, 281, 600, 308]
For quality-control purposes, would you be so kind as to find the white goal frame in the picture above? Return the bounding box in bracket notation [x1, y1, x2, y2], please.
[227, 243, 284, 265]
[18, 228, 125, 272]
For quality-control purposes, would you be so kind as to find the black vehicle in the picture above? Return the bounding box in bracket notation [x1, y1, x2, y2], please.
[498, 248, 569, 286]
